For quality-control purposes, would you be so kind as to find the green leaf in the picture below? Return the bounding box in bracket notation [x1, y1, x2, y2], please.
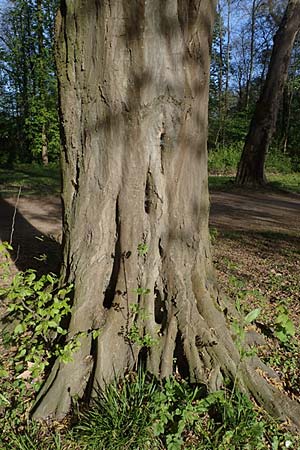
[284, 320, 295, 336]
[92, 329, 101, 339]
[276, 313, 289, 325]
[274, 330, 287, 343]
[244, 308, 261, 325]
[137, 243, 149, 256]
[14, 323, 24, 335]
[153, 421, 165, 436]
[134, 287, 151, 295]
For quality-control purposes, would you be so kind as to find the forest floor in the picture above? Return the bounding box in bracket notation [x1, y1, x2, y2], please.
[0, 176, 300, 417]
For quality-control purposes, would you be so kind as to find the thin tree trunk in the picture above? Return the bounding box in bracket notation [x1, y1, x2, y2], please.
[41, 124, 49, 165]
[224, 0, 231, 119]
[245, 0, 256, 112]
[215, 1, 224, 146]
[280, 80, 294, 153]
[32, 0, 300, 429]
[236, 0, 300, 185]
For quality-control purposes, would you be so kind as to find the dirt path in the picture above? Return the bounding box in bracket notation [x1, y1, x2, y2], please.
[0, 195, 61, 274]
[0, 189, 299, 274]
[210, 189, 300, 236]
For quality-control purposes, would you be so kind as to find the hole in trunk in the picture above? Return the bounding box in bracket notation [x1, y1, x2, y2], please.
[160, 123, 165, 151]
[83, 333, 98, 402]
[103, 197, 121, 309]
[144, 170, 151, 214]
[174, 331, 190, 379]
[138, 347, 148, 370]
[158, 238, 164, 258]
[154, 287, 167, 333]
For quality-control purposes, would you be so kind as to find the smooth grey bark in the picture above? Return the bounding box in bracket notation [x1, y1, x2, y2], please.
[236, 0, 300, 185]
[32, 0, 300, 429]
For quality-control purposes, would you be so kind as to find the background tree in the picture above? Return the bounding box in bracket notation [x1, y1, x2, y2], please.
[274, 34, 300, 167]
[0, 0, 59, 165]
[209, 0, 278, 150]
[32, 0, 300, 428]
[236, 0, 300, 185]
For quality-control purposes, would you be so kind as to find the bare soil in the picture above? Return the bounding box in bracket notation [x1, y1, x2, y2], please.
[0, 195, 62, 275]
[210, 188, 300, 236]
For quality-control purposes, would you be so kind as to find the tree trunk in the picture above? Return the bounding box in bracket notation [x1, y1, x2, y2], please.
[41, 124, 49, 166]
[214, 1, 224, 147]
[32, 0, 300, 428]
[245, 0, 257, 112]
[280, 80, 294, 153]
[236, 0, 300, 186]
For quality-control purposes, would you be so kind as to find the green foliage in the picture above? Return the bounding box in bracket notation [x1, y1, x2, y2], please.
[266, 149, 293, 174]
[208, 143, 242, 174]
[209, 227, 219, 245]
[0, 0, 60, 164]
[72, 373, 297, 450]
[2, 421, 67, 450]
[74, 371, 161, 450]
[231, 307, 261, 359]
[128, 294, 158, 349]
[273, 304, 295, 344]
[0, 267, 75, 431]
[208, 144, 297, 178]
[0, 241, 13, 284]
[25, 100, 60, 162]
[137, 242, 149, 257]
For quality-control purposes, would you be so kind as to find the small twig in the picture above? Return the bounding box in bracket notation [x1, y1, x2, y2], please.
[9, 186, 22, 246]
[20, 298, 37, 317]
[13, 244, 20, 264]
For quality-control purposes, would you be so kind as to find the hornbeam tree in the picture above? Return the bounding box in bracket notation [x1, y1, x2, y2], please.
[236, 0, 300, 185]
[32, 0, 300, 427]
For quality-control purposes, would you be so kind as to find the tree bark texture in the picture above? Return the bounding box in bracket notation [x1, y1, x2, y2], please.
[32, 0, 300, 428]
[236, 0, 300, 185]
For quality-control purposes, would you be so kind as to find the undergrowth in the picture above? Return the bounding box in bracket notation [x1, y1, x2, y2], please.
[0, 242, 299, 449]
[1, 372, 298, 450]
[208, 144, 296, 176]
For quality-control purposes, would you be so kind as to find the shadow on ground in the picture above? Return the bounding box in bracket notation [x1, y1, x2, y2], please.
[0, 195, 61, 275]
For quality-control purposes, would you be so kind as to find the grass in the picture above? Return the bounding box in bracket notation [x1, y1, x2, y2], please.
[0, 163, 61, 196]
[1, 373, 298, 450]
[268, 173, 300, 194]
[209, 172, 300, 193]
[0, 162, 298, 197]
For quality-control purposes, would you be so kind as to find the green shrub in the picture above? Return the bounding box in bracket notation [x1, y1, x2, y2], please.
[208, 144, 295, 176]
[208, 143, 243, 174]
[0, 249, 74, 433]
[266, 149, 293, 174]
